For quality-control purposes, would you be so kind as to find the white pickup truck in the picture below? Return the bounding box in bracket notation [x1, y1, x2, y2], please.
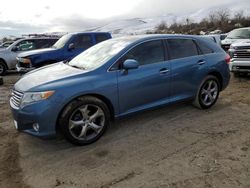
[228, 40, 250, 76]
[221, 27, 250, 52]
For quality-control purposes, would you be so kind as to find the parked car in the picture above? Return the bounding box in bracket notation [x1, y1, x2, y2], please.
[221, 27, 250, 51]
[203, 35, 221, 45]
[16, 32, 112, 72]
[10, 35, 230, 145]
[0, 41, 14, 48]
[0, 38, 59, 75]
[220, 34, 227, 41]
[228, 40, 250, 76]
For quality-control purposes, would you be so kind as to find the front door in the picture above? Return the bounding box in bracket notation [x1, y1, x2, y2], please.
[117, 40, 171, 115]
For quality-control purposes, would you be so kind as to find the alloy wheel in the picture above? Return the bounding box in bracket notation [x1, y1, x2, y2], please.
[200, 80, 218, 106]
[69, 104, 105, 141]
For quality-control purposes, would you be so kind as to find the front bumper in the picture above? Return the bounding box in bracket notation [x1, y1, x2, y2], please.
[10, 97, 58, 138]
[229, 59, 250, 73]
[16, 64, 35, 73]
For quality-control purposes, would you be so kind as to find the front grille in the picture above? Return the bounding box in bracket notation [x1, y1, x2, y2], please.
[10, 90, 24, 108]
[233, 50, 250, 58]
[234, 66, 250, 70]
[236, 46, 250, 50]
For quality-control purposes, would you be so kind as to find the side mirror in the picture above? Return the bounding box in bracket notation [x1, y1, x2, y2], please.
[11, 46, 18, 52]
[123, 59, 139, 70]
[68, 43, 75, 50]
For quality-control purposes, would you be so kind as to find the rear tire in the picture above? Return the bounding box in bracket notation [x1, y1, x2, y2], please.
[193, 75, 220, 109]
[59, 96, 110, 146]
[0, 61, 7, 76]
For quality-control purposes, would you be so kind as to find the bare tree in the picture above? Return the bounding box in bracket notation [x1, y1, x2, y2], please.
[208, 12, 218, 23]
[156, 21, 167, 31]
[234, 11, 244, 22]
[216, 9, 230, 24]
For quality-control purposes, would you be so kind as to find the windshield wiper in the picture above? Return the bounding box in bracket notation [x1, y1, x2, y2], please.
[70, 65, 86, 70]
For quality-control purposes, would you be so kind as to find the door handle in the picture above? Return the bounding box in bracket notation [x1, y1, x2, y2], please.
[197, 60, 206, 65]
[159, 68, 169, 74]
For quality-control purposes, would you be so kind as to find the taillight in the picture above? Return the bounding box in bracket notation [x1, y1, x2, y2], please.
[225, 54, 231, 64]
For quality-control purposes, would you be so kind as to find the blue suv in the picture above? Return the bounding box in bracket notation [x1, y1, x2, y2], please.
[10, 35, 230, 145]
[16, 32, 111, 72]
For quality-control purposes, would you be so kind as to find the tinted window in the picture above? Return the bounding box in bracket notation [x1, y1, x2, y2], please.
[72, 35, 93, 49]
[15, 40, 35, 51]
[95, 34, 109, 43]
[35, 39, 58, 49]
[196, 40, 214, 54]
[167, 39, 198, 60]
[122, 40, 165, 66]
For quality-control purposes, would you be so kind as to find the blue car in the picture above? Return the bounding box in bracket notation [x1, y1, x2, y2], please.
[16, 32, 111, 72]
[10, 35, 230, 145]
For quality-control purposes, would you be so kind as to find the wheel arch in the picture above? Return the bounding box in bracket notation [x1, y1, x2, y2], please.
[207, 71, 223, 91]
[0, 58, 8, 69]
[56, 93, 115, 132]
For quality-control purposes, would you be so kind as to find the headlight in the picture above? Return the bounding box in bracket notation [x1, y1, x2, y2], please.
[17, 57, 31, 64]
[229, 45, 237, 50]
[21, 91, 54, 107]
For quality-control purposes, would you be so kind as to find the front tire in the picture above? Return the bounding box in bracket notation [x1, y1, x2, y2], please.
[193, 75, 220, 109]
[59, 96, 110, 146]
[0, 61, 7, 76]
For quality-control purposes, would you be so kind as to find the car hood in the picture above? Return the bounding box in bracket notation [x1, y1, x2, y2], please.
[221, 38, 250, 45]
[18, 48, 58, 57]
[0, 48, 8, 53]
[231, 40, 250, 47]
[15, 62, 87, 91]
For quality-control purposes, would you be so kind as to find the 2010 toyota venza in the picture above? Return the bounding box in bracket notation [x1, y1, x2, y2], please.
[10, 35, 230, 145]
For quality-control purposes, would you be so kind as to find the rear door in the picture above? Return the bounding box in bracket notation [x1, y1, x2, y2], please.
[117, 39, 171, 115]
[166, 38, 205, 100]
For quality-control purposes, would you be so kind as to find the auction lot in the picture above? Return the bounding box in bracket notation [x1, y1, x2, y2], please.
[0, 73, 250, 188]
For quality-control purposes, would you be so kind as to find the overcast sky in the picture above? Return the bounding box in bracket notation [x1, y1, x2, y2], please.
[0, 0, 248, 37]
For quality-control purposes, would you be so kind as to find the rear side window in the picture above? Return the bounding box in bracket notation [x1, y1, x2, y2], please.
[95, 34, 109, 43]
[72, 35, 93, 49]
[35, 39, 57, 49]
[196, 40, 214, 54]
[167, 39, 198, 60]
[122, 40, 165, 66]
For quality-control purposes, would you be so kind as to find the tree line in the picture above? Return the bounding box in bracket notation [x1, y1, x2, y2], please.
[150, 9, 250, 35]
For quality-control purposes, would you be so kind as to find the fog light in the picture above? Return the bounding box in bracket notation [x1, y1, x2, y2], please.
[33, 123, 39, 132]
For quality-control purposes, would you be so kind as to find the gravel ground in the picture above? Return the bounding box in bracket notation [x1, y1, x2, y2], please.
[0, 73, 249, 188]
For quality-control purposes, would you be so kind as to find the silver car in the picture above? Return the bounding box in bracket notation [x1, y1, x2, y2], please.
[229, 40, 250, 76]
[0, 38, 58, 75]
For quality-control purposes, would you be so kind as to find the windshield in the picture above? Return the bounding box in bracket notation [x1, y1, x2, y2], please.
[0, 41, 13, 48]
[227, 28, 250, 39]
[69, 38, 134, 70]
[52, 34, 72, 49]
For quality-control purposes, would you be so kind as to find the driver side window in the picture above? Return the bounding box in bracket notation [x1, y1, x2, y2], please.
[119, 40, 165, 69]
[15, 40, 35, 51]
